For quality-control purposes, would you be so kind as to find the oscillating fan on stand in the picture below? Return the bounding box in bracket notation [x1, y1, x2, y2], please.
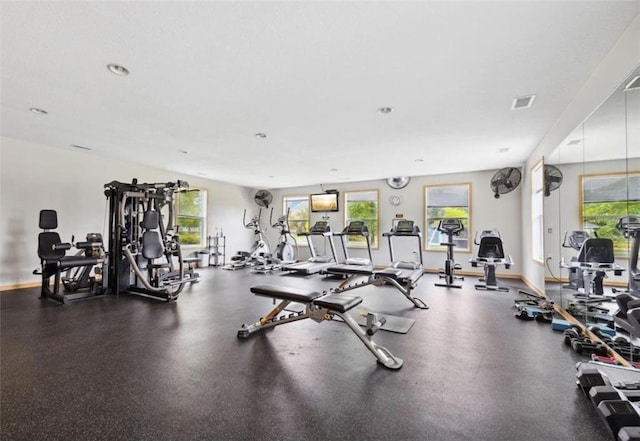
[254, 190, 273, 208]
[490, 167, 522, 198]
[544, 165, 563, 196]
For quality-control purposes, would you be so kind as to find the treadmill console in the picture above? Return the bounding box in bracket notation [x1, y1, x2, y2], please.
[395, 220, 416, 234]
[309, 221, 330, 233]
[345, 221, 368, 235]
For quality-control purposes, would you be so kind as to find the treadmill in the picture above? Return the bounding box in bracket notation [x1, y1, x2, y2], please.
[376, 219, 424, 287]
[323, 221, 374, 277]
[282, 221, 338, 275]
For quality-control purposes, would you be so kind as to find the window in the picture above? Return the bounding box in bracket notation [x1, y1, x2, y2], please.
[283, 195, 310, 238]
[424, 183, 471, 251]
[581, 173, 640, 258]
[344, 190, 379, 248]
[176, 189, 207, 246]
[532, 160, 544, 263]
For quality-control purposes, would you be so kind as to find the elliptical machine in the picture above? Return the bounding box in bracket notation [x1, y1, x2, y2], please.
[225, 209, 271, 270]
[561, 230, 591, 292]
[435, 218, 464, 288]
[271, 208, 297, 265]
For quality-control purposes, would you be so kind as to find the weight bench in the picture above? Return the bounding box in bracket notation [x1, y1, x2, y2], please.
[326, 263, 428, 309]
[237, 285, 403, 369]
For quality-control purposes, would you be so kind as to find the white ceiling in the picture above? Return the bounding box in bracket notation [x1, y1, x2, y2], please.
[1, 1, 639, 189]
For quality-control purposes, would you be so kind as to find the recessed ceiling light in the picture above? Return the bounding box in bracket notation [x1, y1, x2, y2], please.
[71, 144, 92, 151]
[178, 149, 189, 154]
[107, 64, 130, 76]
[377, 107, 393, 114]
[330, 168, 338, 172]
[255, 133, 267, 139]
[29, 107, 48, 115]
[414, 158, 424, 163]
[567, 139, 582, 146]
[497, 147, 510, 153]
[511, 95, 536, 110]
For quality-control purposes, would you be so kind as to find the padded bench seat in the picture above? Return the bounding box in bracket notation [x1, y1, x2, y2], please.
[46, 256, 100, 268]
[250, 285, 362, 313]
[313, 293, 362, 313]
[251, 285, 324, 303]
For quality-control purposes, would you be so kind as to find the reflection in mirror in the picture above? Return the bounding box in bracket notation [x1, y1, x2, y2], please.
[544, 65, 640, 362]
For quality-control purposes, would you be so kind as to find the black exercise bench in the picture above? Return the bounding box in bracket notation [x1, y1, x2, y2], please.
[328, 263, 428, 309]
[237, 285, 403, 369]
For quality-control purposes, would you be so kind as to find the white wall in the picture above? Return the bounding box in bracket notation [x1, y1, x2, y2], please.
[264, 168, 522, 276]
[0, 136, 255, 288]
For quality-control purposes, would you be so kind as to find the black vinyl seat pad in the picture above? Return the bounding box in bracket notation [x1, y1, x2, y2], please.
[45, 256, 99, 269]
[250, 285, 362, 313]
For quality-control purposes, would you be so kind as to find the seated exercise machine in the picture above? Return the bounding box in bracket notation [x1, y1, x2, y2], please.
[283, 220, 338, 275]
[225, 209, 271, 270]
[330, 219, 428, 309]
[104, 179, 198, 302]
[35, 209, 106, 304]
[322, 220, 373, 276]
[435, 218, 465, 288]
[614, 215, 640, 296]
[237, 285, 403, 369]
[560, 235, 624, 298]
[469, 230, 513, 292]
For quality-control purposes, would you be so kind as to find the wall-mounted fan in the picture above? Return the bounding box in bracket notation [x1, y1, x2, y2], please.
[386, 176, 411, 189]
[490, 167, 522, 199]
[544, 164, 563, 196]
[254, 190, 273, 208]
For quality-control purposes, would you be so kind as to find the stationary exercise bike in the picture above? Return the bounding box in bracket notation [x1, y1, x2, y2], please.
[469, 229, 513, 291]
[435, 218, 464, 288]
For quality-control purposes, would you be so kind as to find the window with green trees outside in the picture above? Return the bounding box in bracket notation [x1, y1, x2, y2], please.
[344, 190, 379, 249]
[425, 183, 471, 252]
[283, 195, 309, 238]
[581, 173, 640, 258]
[176, 189, 207, 246]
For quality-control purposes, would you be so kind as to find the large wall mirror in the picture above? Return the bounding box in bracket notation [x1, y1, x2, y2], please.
[544, 65, 640, 333]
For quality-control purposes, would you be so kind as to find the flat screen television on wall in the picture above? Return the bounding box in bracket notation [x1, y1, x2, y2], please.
[310, 192, 339, 212]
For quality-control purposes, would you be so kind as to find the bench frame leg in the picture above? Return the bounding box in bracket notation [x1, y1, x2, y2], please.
[237, 299, 403, 370]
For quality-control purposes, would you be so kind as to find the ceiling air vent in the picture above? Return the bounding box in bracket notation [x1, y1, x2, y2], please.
[511, 94, 536, 110]
[624, 75, 640, 91]
[567, 139, 582, 146]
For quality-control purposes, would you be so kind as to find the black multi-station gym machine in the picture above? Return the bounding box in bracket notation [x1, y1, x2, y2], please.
[103, 179, 198, 302]
[37, 179, 197, 304]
